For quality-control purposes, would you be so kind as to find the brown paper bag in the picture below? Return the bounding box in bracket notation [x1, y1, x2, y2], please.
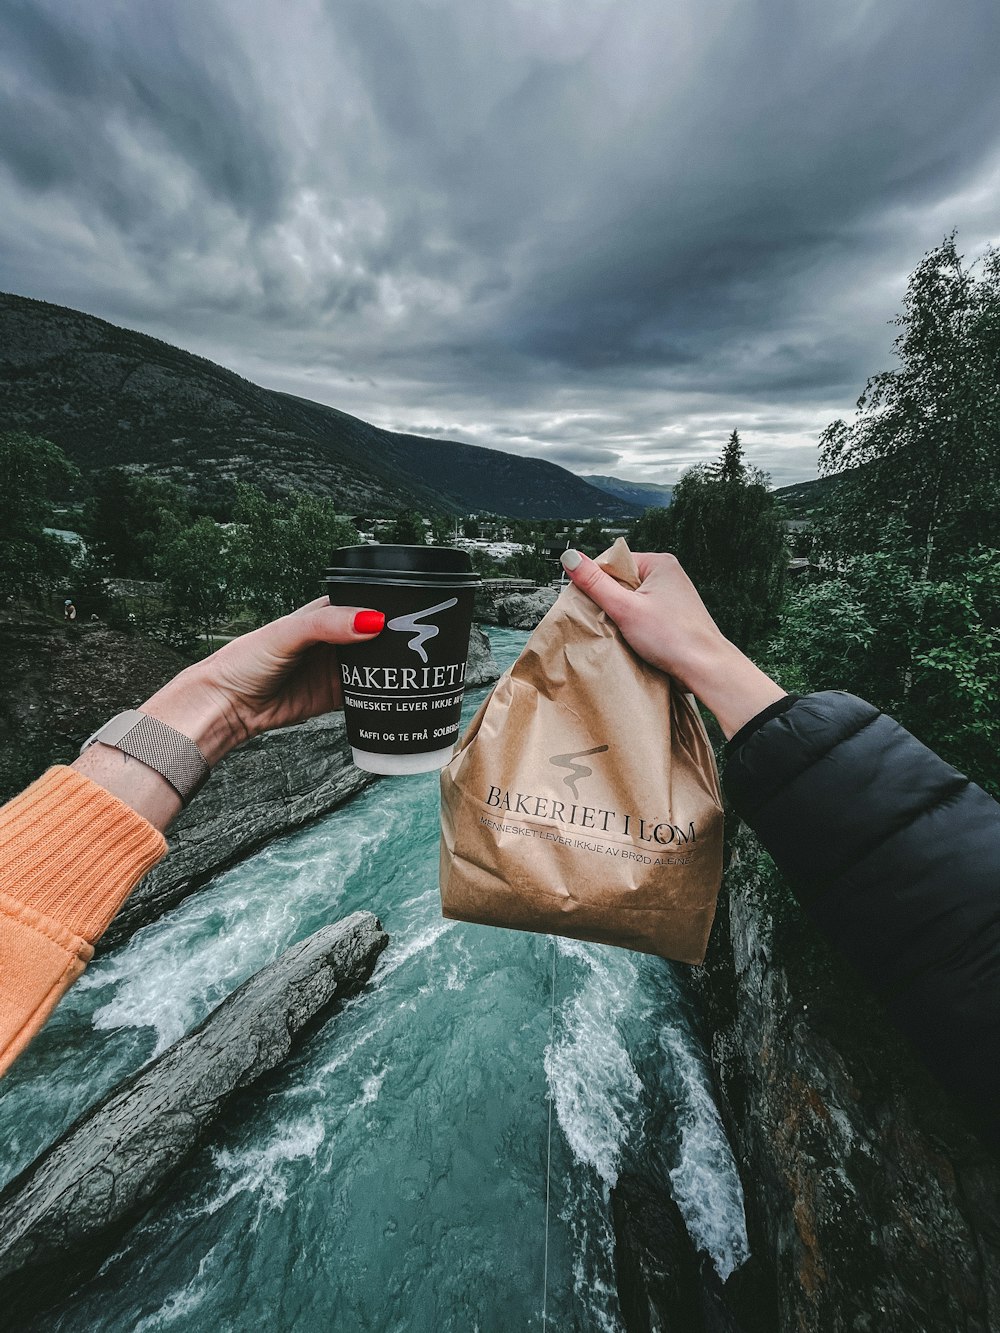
[439, 539, 724, 964]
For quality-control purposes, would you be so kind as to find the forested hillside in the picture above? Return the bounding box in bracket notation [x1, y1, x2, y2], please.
[0, 293, 635, 519]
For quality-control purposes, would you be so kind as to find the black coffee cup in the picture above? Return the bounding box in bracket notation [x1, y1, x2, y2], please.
[323, 545, 480, 774]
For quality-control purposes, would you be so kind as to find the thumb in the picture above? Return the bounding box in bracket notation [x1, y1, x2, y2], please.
[560, 549, 635, 625]
[265, 602, 385, 657]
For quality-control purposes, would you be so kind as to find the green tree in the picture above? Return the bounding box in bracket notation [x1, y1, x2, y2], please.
[83, 469, 192, 578]
[389, 511, 427, 545]
[229, 486, 284, 622]
[575, 518, 608, 555]
[161, 516, 230, 645]
[637, 434, 786, 650]
[766, 236, 1000, 796]
[819, 236, 1000, 577]
[714, 429, 746, 482]
[282, 492, 359, 608]
[629, 506, 673, 551]
[230, 486, 358, 623]
[461, 516, 481, 539]
[0, 432, 78, 612]
[499, 550, 553, 584]
[430, 514, 456, 546]
[766, 549, 1000, 796]
[468, 549, 500, 576]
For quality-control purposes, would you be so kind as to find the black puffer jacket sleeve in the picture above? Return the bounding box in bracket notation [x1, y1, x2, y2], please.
[722, 690, 1000, 1122]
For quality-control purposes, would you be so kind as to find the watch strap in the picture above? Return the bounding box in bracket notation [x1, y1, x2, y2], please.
[81, 710, 211, 805]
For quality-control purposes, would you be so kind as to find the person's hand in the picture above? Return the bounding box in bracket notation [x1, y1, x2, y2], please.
[561, 550, 728, 690]
[142, 597, 385, 764]
[73, 599, 383, 830]
[560, 549, 786, 739]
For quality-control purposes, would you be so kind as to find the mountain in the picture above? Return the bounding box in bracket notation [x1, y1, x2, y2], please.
[0, 293, 637, 520]
[771, 474, 841, 519]
[580, 474, 674, 509]
[586, 471, 844, 519]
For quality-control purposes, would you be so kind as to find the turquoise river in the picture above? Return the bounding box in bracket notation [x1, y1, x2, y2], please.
[0, 627, 748, 1331]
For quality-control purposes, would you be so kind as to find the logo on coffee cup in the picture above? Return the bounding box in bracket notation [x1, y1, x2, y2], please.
[386, 597, 459, 663]
[548, 745, 609, 800]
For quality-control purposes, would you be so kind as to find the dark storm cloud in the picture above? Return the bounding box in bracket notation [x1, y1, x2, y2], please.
[1, 0, 999, 486]
[501, 3, 1000, 383]
[0, 1, 287, 224]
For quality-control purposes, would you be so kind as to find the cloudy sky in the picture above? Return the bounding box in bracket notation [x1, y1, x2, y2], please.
[2, 0, 999, 486]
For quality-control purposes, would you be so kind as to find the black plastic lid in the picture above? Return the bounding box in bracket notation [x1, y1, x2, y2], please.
[323, 544, 479, 587]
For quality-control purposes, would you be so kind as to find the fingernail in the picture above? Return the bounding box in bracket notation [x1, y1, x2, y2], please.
[353, 610, 385, 634]
[560, 549, 583, 571]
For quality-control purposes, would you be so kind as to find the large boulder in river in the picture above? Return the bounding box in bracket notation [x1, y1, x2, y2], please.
[0, 911, 388, 1326]
[102, 711, 375, 947]
[610, 1168, 771, 1333]
[494, 587, 558, 629]
[612, 1169, 704, 1332]
[466, 623, 501, 686]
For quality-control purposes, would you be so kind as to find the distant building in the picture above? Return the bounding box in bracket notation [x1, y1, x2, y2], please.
[454, 537, 529, 560]
[44, 527, 87, 555]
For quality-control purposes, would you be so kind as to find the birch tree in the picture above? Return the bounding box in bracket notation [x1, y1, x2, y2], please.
[819, 236, 1000, 577]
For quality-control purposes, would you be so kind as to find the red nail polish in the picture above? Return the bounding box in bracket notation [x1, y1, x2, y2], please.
[353, 610, 385, 634]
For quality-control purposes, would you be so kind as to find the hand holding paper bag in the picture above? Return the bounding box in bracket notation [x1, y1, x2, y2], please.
[560, 546, 787, 740]
[439, 539, 725, 964]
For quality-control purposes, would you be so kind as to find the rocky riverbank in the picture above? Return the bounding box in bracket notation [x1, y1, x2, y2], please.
[0, 912, 389, 1327]
[0, 613, 189, 803]
[475, 584, 558, 629]
[695, 832, 1000, 1332]
[465, 623, 501, 686]
[612, 1168, 774, 1333]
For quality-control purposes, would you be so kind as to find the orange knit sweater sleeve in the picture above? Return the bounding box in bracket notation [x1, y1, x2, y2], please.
[0, 766, 166, 1076]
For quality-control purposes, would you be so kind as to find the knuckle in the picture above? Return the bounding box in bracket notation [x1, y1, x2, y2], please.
[643, 551, 679, 579]
[303, 608, 334, 640]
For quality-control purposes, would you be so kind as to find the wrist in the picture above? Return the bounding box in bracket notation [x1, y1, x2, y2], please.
[70, 669, 242, 834]
[685, 639, 786, 741]
[141, 666, 246, 768]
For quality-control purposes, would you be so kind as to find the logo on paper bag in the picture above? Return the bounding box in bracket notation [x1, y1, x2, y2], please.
[484, 744, 696, 849]
[386, 597, 459, 663]
[548, 745, 609, 800]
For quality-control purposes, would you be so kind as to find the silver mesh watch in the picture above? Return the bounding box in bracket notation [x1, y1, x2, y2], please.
[80, 710, 211, 805]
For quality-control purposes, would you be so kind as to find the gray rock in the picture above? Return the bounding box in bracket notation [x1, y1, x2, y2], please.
[0, 911, 389, 1325]
[473, 578, 537, 622]
[493, 587, 558, 629]
[465, 622, 501, 686]
[694, 833, 1000, 1332]
[611, 1169, 769, 1333]
[612, 1168, 704, 1332]
[101, 712, 376, 949]
[103, 577, 164, 599]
